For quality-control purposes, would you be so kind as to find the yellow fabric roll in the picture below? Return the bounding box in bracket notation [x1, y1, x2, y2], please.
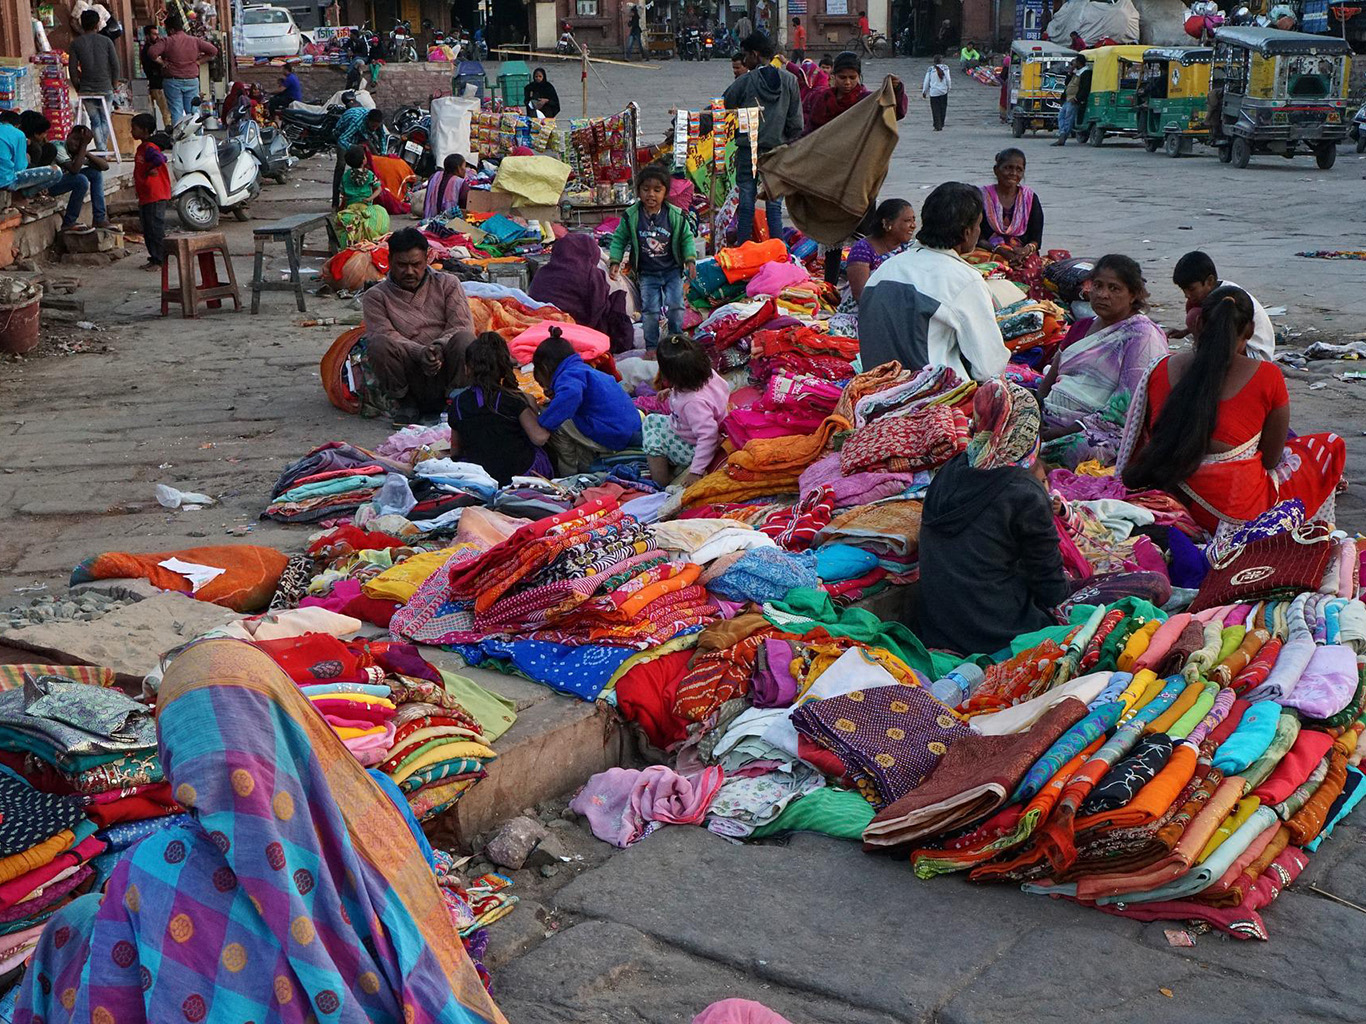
[0, 829, 74, 885]
[1198, 795, 1261, 864]
[1117, 620, 1162, 673]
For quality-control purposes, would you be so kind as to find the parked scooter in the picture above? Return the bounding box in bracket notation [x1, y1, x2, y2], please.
[1352, 100, 1366, 154]
[171, 103, 262, 231]
[391, 105, 435, 177]
[239, 118, 295, 185]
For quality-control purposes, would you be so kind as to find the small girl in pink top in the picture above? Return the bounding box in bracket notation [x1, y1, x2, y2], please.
[643, 334, 730, 487]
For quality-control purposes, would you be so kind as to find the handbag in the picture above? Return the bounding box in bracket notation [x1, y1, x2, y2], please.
[1189, 521, 1334, 613]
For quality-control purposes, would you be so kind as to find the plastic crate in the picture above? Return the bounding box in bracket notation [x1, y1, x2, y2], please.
[497, 60, 530, 107]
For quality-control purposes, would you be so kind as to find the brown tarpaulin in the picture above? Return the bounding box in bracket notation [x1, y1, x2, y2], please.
[758, 76, 902, 247]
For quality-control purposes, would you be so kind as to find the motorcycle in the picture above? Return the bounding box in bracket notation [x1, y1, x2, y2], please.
[239, 118, 295, 185]
[678, 26, 701, 60]
[278, 103, 344, 159]
[896, 26, 914, 56]
[556, 23, 576, 55]
[389, 19, 419, 62]
[1352, 100, 1366, 154]
[702, 32, 713, 59]
[392, 105, 435, 177]
[171, 103, 262, 231]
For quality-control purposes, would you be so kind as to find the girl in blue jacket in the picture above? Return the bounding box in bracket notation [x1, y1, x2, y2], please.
[533, 331, 642, 473]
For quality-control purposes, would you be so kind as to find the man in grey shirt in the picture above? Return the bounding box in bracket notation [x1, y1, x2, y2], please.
[68, 10, 121, 151]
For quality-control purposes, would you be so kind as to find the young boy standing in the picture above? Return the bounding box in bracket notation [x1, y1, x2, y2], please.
[607, 164, 696, 349]
[1171, 250, 1275, 359]
[130, 113, 171, 269]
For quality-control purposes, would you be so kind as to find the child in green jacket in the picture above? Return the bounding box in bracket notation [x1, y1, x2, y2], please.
[608, 164, 697, 349]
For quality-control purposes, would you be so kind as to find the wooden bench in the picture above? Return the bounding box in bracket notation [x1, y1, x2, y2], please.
[250, 213, 341, 314]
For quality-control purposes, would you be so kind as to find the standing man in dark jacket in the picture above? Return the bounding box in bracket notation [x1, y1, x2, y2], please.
[140, 25, 170, 129]
[1053, 55, 1090, 146]
[914, 379, 1071, 656]
[722, 31, 803, 243]
[69, 11, 121, 150]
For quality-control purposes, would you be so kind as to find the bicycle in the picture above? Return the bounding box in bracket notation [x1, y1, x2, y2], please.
[848, 31, 892, 59]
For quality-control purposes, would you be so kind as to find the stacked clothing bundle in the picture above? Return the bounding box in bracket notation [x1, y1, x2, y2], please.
[0, 771, 95, 992]
[747, 326, 860, 385]
[995, 297, 1068, 354]
[265, 442, 415, 524]
[250, 634, 505, 822]
[393, 498, 718, 700]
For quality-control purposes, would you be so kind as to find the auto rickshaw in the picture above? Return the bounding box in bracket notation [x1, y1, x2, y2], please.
[1136, 47, 1213, 157]
[1074, 44, 1150, 146]
[1007, 40, 1079, 137]
[1210, 27, 1352, 169]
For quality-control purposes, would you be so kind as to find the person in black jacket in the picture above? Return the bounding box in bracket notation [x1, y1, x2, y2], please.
[914, 379, 1071, 656]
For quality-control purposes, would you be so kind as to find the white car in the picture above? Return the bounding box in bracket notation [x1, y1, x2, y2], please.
[235, 6, 305, 58]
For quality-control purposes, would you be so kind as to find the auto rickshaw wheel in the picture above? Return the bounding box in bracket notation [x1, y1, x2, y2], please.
[1087, 124, 1105, 147]
[1011, 114, 1026, 139]
[1217, 142, 1232, 163]
[1231, 137, 1251, 168]
[1164, 133, 1182, 158]
[1357, 135, 1366, 154]
[1315, 143, 1336, 170]
[1143, 135, 1160, 153]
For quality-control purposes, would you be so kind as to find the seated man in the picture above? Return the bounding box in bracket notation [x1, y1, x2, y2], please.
[267, 59, 303, 116]
[360, 227, 476, 423]
[17, 114, 109, 232]
[858, 181, 1008, 382]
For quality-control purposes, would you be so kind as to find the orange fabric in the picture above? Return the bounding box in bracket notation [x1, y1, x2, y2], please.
[70, 545, 289, 612]
[369, 153, 418, 200]
[321, 327, 366, 414]
[727, 414, 851, 474]
[1073, 742, 1199, 833]
[617, 563, 702, 619]
[0, 829, 74, 885]
[1144, 682, 1205, 735]
[1074, 773, 1244, 902]
[468, 296, 574, 341]
[0, 664, 115, 691]
[1285, 730, 1357, 845]
[716, 238, 788, 282]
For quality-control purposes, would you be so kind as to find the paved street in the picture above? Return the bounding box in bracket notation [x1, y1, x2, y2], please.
[1, 55, 1364, 1022]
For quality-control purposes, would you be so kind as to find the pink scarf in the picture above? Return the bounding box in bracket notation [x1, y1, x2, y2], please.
[980, 183, 1035, 247]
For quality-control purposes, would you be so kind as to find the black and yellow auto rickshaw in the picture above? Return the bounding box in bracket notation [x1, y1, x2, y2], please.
[1210, 27, 1353, 169]
[1074, 44, 1149, 145]
[1136, 47, 1213, 157]
[1007, 40, 1079, 137]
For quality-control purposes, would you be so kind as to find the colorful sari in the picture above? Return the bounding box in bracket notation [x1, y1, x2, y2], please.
[978, 183, 1049, 298]
[15, 638, 504, 1024]
[1042, 314, 1168, 469]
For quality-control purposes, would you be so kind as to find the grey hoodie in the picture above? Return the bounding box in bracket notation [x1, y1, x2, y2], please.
[722, 64, 803, 153]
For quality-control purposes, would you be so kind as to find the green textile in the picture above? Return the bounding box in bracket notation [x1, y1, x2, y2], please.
[763, 588, 949, 679]
[1169, 679, 1219, 741]
[1008, 597, 1169, 657]
[437, 669, 518, 743]
[1242, 711, 1302, 791]
[1217, 625, 1247, 664]
[747, 787, 875, 841]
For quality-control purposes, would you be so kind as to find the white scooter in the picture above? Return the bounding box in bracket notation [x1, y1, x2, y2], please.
[170, 104, 262, 231]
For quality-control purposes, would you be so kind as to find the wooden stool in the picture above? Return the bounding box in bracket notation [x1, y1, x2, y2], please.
[250, 213, 341, 314]
[160, 232, 242, 318]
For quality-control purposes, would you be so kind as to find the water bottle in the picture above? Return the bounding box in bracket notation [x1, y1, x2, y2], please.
[929, 664, 985, 709]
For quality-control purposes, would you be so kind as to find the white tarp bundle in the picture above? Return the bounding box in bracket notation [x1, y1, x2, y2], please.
[1045, 0, 1142, 47]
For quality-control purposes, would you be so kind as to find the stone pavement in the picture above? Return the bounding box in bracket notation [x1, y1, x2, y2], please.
[491, 823, 1366, 1023]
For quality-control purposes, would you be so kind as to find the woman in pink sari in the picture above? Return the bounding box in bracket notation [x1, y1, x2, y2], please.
[979, 147, 1046, 296]
[1037, 255, 1168, 468]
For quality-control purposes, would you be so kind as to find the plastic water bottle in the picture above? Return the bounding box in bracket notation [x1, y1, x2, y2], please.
[929, 664, 985, 709]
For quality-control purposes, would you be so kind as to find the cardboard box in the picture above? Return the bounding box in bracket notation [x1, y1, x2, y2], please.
[465, 189, 561, 223]
[110, 110, 135, 161]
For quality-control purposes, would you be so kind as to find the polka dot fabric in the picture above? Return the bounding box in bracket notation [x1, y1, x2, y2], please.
[791, 685, 971, 809]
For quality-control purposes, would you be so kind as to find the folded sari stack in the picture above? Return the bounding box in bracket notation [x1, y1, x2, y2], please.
[682, 417, 851, 509]
[850, 364, 975, 428]
[838, 406, 972, 475]
[995, 297, 1068, 353]
[863, 585, 1366, 940]
[747, 326, 860, 385]
[265, 442, 414, 524]
[250, 634, 501, 821]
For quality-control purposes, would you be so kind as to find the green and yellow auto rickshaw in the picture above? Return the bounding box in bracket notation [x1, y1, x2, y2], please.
[1137, 47, 1213, 157]
[1007, 40, 1079, 137]
[1075, 44, 1149, 146]
[1210, 27, 1352, 169]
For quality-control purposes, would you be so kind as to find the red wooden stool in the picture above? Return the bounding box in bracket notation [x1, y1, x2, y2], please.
[160, 232, 242, 318]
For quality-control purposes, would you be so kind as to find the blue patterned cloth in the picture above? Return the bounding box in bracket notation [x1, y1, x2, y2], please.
[709, 548, 820, 604]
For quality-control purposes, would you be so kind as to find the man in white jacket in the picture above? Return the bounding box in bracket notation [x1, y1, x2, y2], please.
[858, 181, 1008, 383]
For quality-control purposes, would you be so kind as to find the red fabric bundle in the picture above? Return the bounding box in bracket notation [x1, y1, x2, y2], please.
[613, 650, 695, 750]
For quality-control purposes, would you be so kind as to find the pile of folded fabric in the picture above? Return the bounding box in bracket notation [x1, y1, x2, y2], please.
[249, 633, 506, 821]
[393, 498, 718, 700]
[995, 296, 1068, 355]
[265, 442, 415, 524]
[0, 674, 196, 992]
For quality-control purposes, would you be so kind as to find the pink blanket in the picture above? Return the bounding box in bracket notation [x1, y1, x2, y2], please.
[571, 765, 725, 847]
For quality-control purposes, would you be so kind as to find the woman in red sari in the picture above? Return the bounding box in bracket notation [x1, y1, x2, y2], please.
[1119, 285, 1344, 532]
